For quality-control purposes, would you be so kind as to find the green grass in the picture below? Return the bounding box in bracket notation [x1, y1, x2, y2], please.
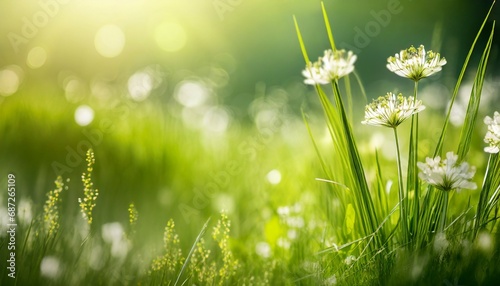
[1, 2, 500, 286]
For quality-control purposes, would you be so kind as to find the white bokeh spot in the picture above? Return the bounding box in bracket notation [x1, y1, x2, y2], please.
[74, 105, 95, 126]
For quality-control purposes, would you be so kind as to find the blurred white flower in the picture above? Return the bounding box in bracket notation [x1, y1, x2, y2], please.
[484, 111, 500, 154]
[302, 60, 329, 85]
[40, 256, 61, 279]
[417, 152, 476, 192]
[277, 206, 290, 216]
[286, 216, 305, 228]
[292, 203, 302, 213]
[476, 232, 494, 253]
[387, 45, 446, 81]
[287, 229, 298, 240]
[277, 237, 291, 249]
[302, 261, 320, 273]
[325, 274, 337, 285]
[433, 232, 449, 253]
[102, 222, 130, 258]
[344, 255, 356, 265]
[255, 241, 271, 258]
[362, 92, 425, 128]
[321, 49, 357, 80]
[302, 49, 357, 85]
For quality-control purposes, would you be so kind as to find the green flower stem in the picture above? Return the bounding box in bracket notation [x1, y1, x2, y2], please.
[393, 127, 408, 244]
[439, 191, 449, 233]
[412, 80, 420, 237]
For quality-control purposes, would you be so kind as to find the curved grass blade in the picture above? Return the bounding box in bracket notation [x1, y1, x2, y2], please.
[433, 1, 495, 157]
[321, 1, 336, 51]
[457, 22, 495, 160]
[174, 217, 211, 286]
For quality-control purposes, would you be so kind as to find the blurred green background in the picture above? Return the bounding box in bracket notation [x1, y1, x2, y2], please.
[0, 0, 498, 247]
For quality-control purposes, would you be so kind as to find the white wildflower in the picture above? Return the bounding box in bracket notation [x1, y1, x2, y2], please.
[387, 45, 446, 81]
[321, 49, 357, 80]
[302, 60, 329, 85]
[417, 152, 477, 192]
[484, 111, 500, 154]
[302, 49, 357, 85]
[362, 92, 425, 128]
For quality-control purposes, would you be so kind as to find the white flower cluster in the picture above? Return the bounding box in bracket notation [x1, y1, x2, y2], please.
[417, 152, 477, 192]
[484, 111, 500, 154]
[386, 45, 447, 81]
[302, 49, 357, 85]
[362, 92, 425, 128]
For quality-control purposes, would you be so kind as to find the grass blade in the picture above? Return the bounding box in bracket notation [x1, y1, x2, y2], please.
[433, 1, 495, 157]
[457, 22, 495, 160]
[293, 16, 310, 64]
[174, 217, 211, 286]
[321, 1, 336, 50]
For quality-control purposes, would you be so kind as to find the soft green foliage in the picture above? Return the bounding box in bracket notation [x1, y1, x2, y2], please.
[2, 2, 500, 286]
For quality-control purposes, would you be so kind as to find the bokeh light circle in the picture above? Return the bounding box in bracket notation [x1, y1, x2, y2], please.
[128, 71, 153, 101]
[74, 105, 95, 126]
[174, 80, 208, 108]
[94, 25, 125, 58]
[27, 47, 47, 69]
[202, 107, 230, 133]
[0, 65, 23, 96]
[266, 169, 282, 185]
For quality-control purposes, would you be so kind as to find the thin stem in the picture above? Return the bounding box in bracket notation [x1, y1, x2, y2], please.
[412, 80, 420, 237]
[393, 127, 408, 244]
[344, 75, 353, 123]
[439, 191, 449, 233]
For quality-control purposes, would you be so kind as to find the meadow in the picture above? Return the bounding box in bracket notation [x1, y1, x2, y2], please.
[1, 1, 500, 285]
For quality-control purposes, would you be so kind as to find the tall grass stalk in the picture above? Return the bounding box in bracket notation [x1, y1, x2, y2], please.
[409, 80, 419, 242]
[393, 127, 408, 244]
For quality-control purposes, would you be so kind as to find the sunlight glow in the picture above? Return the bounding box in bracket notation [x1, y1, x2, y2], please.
[27, 47, 47, 69]
[155, 22, 187, 52]
[74, 105, 94, 126]
[95, 25, 126, 58]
